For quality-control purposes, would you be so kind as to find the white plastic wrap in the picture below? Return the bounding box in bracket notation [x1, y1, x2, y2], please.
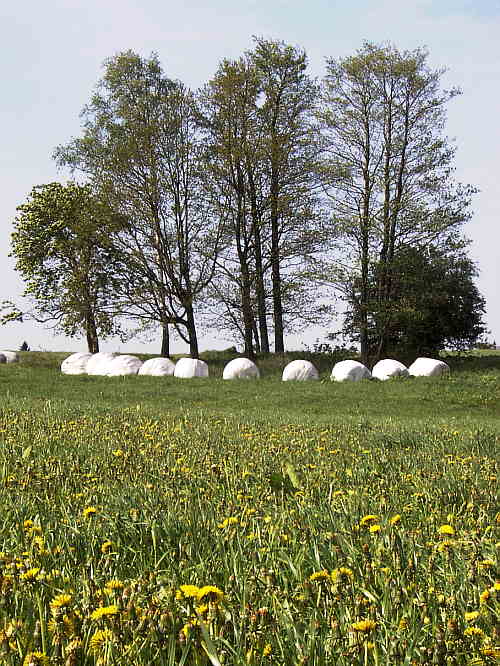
[408, 357, 450, 377]
[222, 358, 260, 380]
[330, 359, 371, 382]
[61, 352, 93, 375]
[282, 359, 319, 381]
[174, 358, 209, 378]
[372, 359, 409, 381]
[138, 357, 176, 376]
[86, 352, 118, 376]
[106, 355, 143, 376]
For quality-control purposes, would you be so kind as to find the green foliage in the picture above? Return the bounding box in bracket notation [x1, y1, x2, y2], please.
[9, 182, 125, 350]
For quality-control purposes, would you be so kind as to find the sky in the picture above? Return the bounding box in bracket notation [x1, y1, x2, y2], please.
[1, 0, 499, 354]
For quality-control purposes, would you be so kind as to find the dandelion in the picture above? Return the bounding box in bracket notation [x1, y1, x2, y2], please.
[197, 585, 224, 603]
[369, 524, 381, 534]
[389, 514, 401, 526]
[480, 588, 490, 604]
[176, 584, 200, 600]
[438, 524, 455, 536]
[331, 567, 353, 583]
[464, 611, 480, 622]
[360, 515, 379, 527]
[263, 643, 272, 656]
[351, 619, 377, 633]
[218, 517, 238, 529]
[23, 652, 49, 666]
[83, 506, 97, 518]
[104, 579, 124, 594]
[101, 540, 114, 554]
[91, 605, 119, 621]
[309, 570, 331, 583]
[464, 626, 485, 638]
[89, 628, 114, 654]
[20, 568, 42, 582]
[49, 593, 72, 615]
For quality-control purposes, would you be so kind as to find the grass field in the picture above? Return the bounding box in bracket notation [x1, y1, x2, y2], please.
[0, 351, 498, 664]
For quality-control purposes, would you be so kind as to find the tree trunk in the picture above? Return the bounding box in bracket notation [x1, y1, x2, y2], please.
[85, 313, 99, 354]
[270, 175, 284, 352]
[185, 303, 199, 358]
[161, 323, 170, 357]
[252, 318, 261, 354]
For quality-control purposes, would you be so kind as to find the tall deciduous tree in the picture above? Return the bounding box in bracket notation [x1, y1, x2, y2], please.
[319, 42, 476, 362]
[6, 182, 125, 352]
[56, 51, 221, 358]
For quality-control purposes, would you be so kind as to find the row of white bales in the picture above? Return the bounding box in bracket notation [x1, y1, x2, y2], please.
[59, 351, 450, 381]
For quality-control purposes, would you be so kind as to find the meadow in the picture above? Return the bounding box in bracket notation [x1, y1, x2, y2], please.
[0, 351, 498, 665]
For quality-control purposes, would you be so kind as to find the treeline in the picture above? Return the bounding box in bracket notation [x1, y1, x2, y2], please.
[6, 39, 486, 361]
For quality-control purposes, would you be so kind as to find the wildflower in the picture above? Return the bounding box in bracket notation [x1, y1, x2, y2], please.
[351, 619, 377, 633]
[398, 618, 408, 630]
[331, 567, 354, 583]
[438, 524, 455, 536]
[389, 514, 401, 526]
[478, 559, 495, 568]
[481, 646, 500, 658]
[464, 626, 485, 638]
[360, 515, 379, 527]
[480, 588, 490, 604]
[218, 517, 238, 529]
[464, 611, 480, 622]
[20, 568, 42, 582]
[83, 506, 97, 518]
[263, 643, 272, 656]
[89, 628, 114, 654]
[91, 605, 119, 621]
[197, 585, 224, 603]
[23, 652, 49, 666]
[176, 584, 200, 600]
[104, 579, 124, 594]
[309, 570, 331, 583]
[101, 540, 114, 554]
[369, 524, 381, 534]
[49, 593, 72, 615]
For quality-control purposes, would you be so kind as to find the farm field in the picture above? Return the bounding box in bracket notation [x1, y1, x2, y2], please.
[0, 351, 498, 664]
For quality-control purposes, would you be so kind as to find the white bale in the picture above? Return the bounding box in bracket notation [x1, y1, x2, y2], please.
[408, 357, 450, 377]
[107, 354, 143, 376]
[331, 359, 371, 382]
[138, 357, 176, 376]
[0, 353, 6, 364]
[282, 359, 319, 381]
[174, 357, 209, 379]
[372, 359, 409, 381]
[223, 357, 260, 380]
[61, 352, 93, 375]
[0, 351, 19, 363]
[86, 352, 118, 376]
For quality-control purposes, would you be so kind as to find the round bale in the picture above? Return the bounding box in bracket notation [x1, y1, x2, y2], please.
[282, 359, 319, 381]
[138, 357, 175, 376]
[174, 358, 209, 379]
[223, 357, 260, 380]
[331, 359, 371, 382]
[372, 359, 409, 381]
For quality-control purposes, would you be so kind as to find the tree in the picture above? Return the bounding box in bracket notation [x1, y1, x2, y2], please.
[319, 42, 476, 362]
[341, 238, 487, 355]
[56, 51, 221, 358]
[6, 182, 125, 352]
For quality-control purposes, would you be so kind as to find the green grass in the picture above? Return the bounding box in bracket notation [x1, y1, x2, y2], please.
[0, 351, 498, 664]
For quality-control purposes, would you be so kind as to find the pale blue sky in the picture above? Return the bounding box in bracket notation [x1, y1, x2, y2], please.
[1, 0, 499, 353]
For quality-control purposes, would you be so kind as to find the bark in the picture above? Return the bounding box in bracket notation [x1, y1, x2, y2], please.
[85, 311, 99, 353]
[270, 173, 284, 352]
[185, 303, 199, 358]
[160, 323, 170, 357]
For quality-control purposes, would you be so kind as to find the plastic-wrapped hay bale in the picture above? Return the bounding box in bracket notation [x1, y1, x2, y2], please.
[282, 359, 319, 381]
[0, 353, 6, 364]
[107, 355, 143, 376]
[86, 352, 118, 376]
[331, 359, 371, 382]
[0, 351, 19, 363]
[223, 358, 260, 380]
[174, 358, 209, 378]
[372, 359, 409, 381]
[61, 352, 93, 375]
[138, 358, 175, 376]
[408, 357, 450, 377]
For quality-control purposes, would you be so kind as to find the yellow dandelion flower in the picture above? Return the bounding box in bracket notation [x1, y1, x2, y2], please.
[369, 524, 381, 534]
[197, 585, 224, 603]
[478, 559, 495, 568]
[389, 515, 401, 526]
[480, 588, 490, 604]
[23, 652, 49, 666]
[50, 593, 72, 615]
[177, 584, 200, 600]
[351, 619, 377, 633]
[104, 579, 124, 594]
[481, 646, 500, 658]
[464, 611, 480, 622]
[89, 628, 114, 654]
[263, 644, 272, 656]
[195, 603, 209, 615]
[83, 506, 97, 518]
[101, 540, 114, 554]
[20, 568, 42, 582]
[398, 618, 408, 630]
[464, 626, 485, 638]
[309, 570, 331, 583]
[331, 567, 354, 583]
[360, 515, 379, 527]
[90, 605, 119, 621]
[438, 524, 455, 536]
[218, 517, 239, 529]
